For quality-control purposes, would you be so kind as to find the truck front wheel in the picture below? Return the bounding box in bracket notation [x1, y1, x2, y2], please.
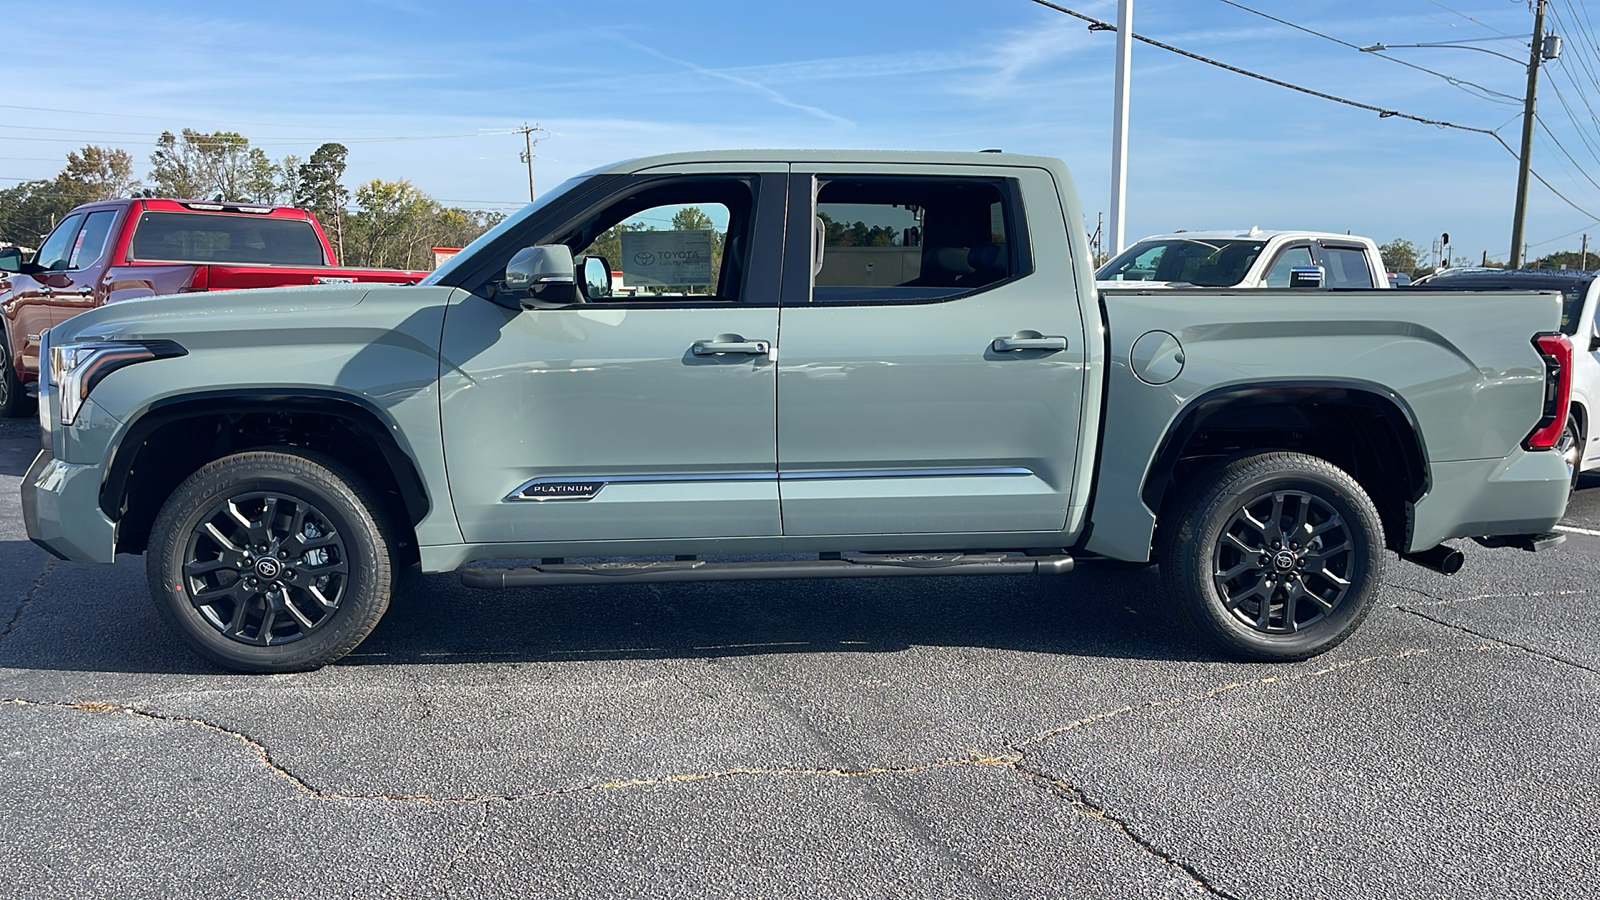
[1160, 452, 1385, 662]
[146, 450, 394, 673]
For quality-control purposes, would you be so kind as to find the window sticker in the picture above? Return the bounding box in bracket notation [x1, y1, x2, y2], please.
[620, 230, 714, 288]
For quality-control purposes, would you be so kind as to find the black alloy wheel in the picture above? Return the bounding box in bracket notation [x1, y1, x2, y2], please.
[148, 449, 395, 672]
[1211, 490, 1354, 634]
[1161, 452, 1385, 662]
[181, 492, 349, 646]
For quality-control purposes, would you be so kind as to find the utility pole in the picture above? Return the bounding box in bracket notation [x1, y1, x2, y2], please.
[1583, 233, 1590, 270]
[1109, 0, 1133, 255]
[1509, 0, 1548, 269]
[515, 123, 548, 202]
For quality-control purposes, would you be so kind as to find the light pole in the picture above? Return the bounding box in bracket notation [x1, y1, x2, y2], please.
[1109, 0, 1133, 256]
[1361, 4, 1561, 268]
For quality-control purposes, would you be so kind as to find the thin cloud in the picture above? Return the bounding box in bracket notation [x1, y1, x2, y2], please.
[599, 31, 854, 128]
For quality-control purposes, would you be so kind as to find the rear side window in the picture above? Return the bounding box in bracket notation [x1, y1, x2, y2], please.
[130, 212, 327, 266]
[69, 210, 118, 269]
[1321, 246, 1374, 288]
[812, 177, 1024, 303]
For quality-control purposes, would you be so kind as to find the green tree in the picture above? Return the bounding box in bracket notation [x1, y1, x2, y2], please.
[149, 129, 253, 200]
[239, 148, 281, 204]
[296, 143, 350, 261]
[1532, 250, 1596, 271]
[1379, 238, 1419, 276]
[55, 146, 139, 205]
[0, 180, 74, 247]
[347, 178, 436, 268]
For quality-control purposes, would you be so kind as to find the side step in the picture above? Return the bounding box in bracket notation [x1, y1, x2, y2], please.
[461, 552, 1074, 589]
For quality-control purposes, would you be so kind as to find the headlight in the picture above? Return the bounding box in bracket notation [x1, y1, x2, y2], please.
[49, 340, 186, 426]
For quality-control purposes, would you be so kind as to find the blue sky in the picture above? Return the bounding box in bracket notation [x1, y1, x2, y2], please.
[8, 0, 1600, 263]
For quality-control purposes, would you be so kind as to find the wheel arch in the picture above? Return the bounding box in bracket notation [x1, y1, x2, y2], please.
[103, 389, 430, 557]
[1141, 380, 1430, 552]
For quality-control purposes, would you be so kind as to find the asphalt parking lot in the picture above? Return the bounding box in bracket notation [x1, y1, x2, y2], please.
[1, 412, 1596, 899]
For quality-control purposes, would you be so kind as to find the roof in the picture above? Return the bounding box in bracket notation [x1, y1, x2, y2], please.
[586, 148, 1066, 176]
[1413, 268, 1596, 289]
[1124, 229, 1375, 244]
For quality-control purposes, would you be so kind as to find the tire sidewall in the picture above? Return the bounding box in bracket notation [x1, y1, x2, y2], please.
[1171, 455, 1385, 661]
[148, 453, 390, 672]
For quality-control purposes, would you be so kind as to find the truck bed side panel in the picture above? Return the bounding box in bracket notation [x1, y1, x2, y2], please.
[1086, 289, 1564, 560]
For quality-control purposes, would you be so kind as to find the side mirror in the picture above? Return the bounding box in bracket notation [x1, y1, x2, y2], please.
[505, 245, 577, 308]
[580, 256, 613, 300]
[0, 246, 21, 273]
[1288, 265, 1325, 289]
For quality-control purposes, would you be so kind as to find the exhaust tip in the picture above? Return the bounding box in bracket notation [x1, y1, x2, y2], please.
[1401, 544, 1464, 575]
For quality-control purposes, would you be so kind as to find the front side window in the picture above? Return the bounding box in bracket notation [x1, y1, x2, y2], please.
[1321, 246, 1374, 288]
[1264, 245, 1314, 287]
[68, 210, 118, 269]
[130, 212, 327, 266]
[812, 177, 1020, 303]
[33, 213, 86, 272]
[560, 178, 755, 303]
[1098, 238, 1266, 287]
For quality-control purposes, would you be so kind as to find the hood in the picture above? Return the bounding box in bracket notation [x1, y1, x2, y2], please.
[52, 283, 374, 344]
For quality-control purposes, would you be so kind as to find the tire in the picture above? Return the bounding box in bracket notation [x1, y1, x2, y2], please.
[1159, 452, 1386, 662]
[1557, 417, 1582, 492]
[146, 449, 394, 673]
[0, 333, 33, 418]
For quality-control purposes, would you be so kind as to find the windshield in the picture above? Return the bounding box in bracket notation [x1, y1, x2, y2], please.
[419, 176, 587, 286]
[1097, 238, 1267, 287]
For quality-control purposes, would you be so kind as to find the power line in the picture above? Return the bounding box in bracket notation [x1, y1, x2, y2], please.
[1533, 114, 1600, 193]
[1024, 0, 1503, 135]
[1213, 0, 1521, 105]
[1414, 0, 1519, 37]
[1025, 0, 1600, 223]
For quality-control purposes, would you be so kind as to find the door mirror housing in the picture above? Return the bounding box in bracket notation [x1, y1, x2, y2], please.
[0, 246, 22, 273]
[505, 245, 578, 309]
[1288, 265, 1325, 289]
[580, 255, 613, 300]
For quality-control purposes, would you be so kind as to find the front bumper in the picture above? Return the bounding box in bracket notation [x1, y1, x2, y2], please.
[21, 449, 117, 564]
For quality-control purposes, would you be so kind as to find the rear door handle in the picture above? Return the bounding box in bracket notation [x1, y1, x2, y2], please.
[992, 335, 1067, 352]
[693, 335, 771, 356]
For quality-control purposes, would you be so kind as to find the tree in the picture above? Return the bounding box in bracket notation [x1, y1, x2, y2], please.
[240, 148, 281, 204]
[56, 146, 139, 205]
[1379, 238, 1419, 276]
[0, 180, 75, 247]
[297, 143, 350, 261]
[1532, 250, 1596, 271]
[277, 154, 303, 208]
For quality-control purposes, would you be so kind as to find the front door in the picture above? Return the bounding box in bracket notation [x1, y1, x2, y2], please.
[775, 165, 1088, 537]
[440, 168, 788, 545]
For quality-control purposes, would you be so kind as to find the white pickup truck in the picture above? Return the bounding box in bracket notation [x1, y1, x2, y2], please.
[1097, 229, 1388, 289]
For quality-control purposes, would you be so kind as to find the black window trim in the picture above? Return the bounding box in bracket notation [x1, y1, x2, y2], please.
[1262, 242, 1314, 286]
[450, 173, 785, 310]
[782, 173, 1035, 308]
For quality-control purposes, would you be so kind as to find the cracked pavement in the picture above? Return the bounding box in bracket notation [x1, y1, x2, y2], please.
[2, 415, 1597, 899]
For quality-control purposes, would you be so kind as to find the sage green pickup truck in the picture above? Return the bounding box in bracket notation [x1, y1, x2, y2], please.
[21, 150, 1575, 672]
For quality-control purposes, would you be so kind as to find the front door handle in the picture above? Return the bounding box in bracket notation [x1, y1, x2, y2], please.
[992, 335, 1067, 352]
[692, 334, 771, 356]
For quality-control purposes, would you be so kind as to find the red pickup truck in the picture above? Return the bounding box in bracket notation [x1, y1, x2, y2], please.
[0, 198, 427, 415]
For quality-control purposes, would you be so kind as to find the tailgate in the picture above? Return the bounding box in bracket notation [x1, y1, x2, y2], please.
[202, 265, 427, 290]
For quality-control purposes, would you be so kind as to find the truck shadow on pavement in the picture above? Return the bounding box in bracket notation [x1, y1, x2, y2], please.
[0, 547, 1211, 674]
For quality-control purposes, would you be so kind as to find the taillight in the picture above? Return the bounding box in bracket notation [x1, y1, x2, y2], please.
[1524, 332, 1573, 450]
[179, 266, 210, 293]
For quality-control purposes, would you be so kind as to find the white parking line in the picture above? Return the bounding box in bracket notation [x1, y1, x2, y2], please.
[1554, 524, 1600, 537]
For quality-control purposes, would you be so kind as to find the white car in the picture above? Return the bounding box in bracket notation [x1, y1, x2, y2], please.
[1097, 228, 1389, 290]
[1412, 267, 1596, 487]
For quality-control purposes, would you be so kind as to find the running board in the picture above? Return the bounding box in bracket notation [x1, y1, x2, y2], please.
[460, 552, 1074, 589]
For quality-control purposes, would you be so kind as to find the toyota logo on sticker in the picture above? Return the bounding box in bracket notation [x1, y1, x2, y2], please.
[633, 251, 657, 266]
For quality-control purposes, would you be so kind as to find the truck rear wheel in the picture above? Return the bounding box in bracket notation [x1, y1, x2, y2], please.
[1159, 452, 1385, 662]
[146, 450, 394, 673]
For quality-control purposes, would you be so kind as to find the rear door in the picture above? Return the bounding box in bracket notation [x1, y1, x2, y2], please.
[1315, 241, 1378, 288]
[774, 163, 1088, 536]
